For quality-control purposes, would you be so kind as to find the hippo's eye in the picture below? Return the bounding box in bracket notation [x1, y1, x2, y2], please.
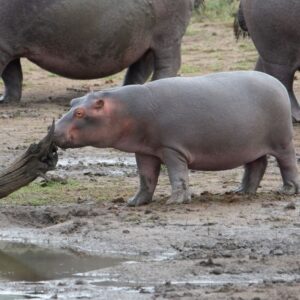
[74, 108, 85, 119]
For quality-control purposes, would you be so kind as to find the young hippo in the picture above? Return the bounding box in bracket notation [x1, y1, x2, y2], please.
[54, 71, 300, 206]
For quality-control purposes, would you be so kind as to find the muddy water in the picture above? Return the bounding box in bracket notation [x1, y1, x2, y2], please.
[58, 156, 136, 168]
[56, 150, 137, 177]
[0, 241, 126, 282]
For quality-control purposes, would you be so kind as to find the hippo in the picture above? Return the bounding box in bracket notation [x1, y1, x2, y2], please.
[54, 71, 300, 206]
[235, 0, 300, 122]
[0, 0, 196, 103]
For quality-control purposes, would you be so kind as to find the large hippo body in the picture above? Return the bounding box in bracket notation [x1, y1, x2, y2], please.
[237, 0, 300, 121]
[0, 0, 194, 103]
[54, 71, 299, 206]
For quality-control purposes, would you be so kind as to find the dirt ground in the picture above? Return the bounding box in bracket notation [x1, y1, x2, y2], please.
[0, 20, 300, 300]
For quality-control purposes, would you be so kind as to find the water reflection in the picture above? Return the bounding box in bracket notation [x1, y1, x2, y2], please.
[0, 241, 125, 282]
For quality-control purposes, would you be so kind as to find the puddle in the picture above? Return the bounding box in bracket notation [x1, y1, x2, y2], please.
[0, 241, 126, 282]
[56, 154, 137, 176]
[0, 294, 38, 300]
[58, 156, 136, 168]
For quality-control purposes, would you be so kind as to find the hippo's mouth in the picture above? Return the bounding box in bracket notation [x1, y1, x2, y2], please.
[53, 131, 75, 150]
[53, 136, 85, 150]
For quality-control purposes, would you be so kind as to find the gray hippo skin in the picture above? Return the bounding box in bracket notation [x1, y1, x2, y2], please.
[237, 0, 300, 121]
[54, 71, 300, 206]
[0, 0, 194, 103]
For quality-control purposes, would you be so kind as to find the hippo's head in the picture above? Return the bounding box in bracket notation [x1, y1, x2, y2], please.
[54, 92, 125, 149]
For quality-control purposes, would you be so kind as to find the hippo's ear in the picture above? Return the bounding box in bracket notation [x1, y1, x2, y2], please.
[94, 99, 104, 110]
[70, 97, 82, 107]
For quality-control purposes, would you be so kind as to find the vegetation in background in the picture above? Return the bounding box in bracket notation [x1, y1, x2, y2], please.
[195, 0, 240, 22]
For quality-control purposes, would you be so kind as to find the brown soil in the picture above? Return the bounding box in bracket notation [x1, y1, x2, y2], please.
[0, 21, 300, 300]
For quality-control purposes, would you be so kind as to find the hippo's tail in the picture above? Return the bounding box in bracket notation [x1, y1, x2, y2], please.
[233, 2, 250, 40]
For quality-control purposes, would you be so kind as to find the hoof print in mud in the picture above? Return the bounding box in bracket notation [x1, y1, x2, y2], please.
[0, 121, 58, 199]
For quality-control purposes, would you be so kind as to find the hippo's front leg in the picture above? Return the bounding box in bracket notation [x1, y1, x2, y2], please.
[162, 149, 191, 205]
[127, 154, 161, 207]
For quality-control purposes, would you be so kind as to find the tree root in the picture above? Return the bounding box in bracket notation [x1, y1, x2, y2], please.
[0, 121, 58, 198]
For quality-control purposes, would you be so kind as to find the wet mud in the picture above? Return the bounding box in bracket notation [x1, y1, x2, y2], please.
[0, 191, 299, 299]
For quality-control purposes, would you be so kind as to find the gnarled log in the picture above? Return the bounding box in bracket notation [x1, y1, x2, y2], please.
[0, 121, 58, 198]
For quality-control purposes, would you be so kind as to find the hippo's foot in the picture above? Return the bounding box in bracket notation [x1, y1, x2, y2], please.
[0, 94, 20, 104]
[279, 181, 299, 195]
[291, 100, 300, 122]
[0, 95, 8, 103]
[233, 186, 257, 194]
[127, 191, 153, 207]
[292, 111, 300, 123]
[166, 191, 191, 205]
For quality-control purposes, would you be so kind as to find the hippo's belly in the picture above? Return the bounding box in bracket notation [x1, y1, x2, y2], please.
[26, 43, 149, 79]
[186, 146, 270, 171]
[22, 0, 154, 79]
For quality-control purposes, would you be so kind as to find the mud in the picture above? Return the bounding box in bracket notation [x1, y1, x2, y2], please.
[0, 21, 300, 299]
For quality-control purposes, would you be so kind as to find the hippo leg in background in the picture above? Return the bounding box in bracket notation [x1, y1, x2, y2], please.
[162, 149, 191, 205]
[127, 154, 161, 206]
[0, 59, 23, 103]
[151, 43, 181, 80]
[255, 57, 300, 122]
[124, 51, 154, 85]
[236, 156, 267, 194]
[275, 142, 300, 194]
[255, 57, 265, 72]
[124, 43, 181, 85]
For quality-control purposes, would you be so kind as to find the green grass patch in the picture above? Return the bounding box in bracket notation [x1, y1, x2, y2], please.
[185, 26, 201, 37]
[231, 56, 257, 71]
[4, 180, 82, 206]
[2, 177, 136, 206]
[180, 64, 202, 75]
[195, 0, 239, 22]
[48, 73, 58, 78]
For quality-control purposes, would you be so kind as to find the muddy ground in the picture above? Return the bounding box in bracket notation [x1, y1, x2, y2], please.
[0, 19, 300, 300]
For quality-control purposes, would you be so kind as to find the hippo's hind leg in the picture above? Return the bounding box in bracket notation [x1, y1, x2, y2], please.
[162, 148, 191, 205]
[255, 57, 300, 122]
[236, 156, 267, 194]
[0, 59, 23, 103]
[124, 51, 154, 85]
[151, 43, 181, 80]
[274, 142, 300, 194]
[127, 153, 161, 207]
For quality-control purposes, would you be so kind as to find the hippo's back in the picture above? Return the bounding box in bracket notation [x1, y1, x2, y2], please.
[135, 71, 293, 169]
[146, 71, 291, 122]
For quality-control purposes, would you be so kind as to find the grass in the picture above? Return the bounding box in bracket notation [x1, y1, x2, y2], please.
[48, 73, 58, 78]
[3, 177, 136, 206]
[4, 180, 82, 206]
[195, 0, 240, 22]
[230, 57, 257, 71]
[185, 26, 202, 37]
[180, 64, 202, 74]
